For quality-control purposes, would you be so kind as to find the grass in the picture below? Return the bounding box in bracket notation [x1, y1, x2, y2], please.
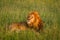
[0, 0, 60, 40]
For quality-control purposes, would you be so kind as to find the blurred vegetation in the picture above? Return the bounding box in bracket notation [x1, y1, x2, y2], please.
[0, 0, 60, 40]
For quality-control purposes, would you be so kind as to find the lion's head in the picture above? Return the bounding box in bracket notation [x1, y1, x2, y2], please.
[27, 11, 43, 32]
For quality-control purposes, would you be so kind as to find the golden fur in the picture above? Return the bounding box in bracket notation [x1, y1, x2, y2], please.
[9, 22, 28, 32]
[27, 11, 43, 32]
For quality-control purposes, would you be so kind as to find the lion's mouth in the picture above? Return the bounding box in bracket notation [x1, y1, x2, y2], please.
[27, 20, 31, 24]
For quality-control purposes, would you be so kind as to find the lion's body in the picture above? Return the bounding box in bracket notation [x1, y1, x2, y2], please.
[27, 11, 43, 32]
[9, 22, 28, 32]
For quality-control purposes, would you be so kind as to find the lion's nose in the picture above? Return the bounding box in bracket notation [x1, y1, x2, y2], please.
[28, 18, 30, 20]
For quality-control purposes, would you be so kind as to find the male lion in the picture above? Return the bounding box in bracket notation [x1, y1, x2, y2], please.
[8, 11, 43, 33]
[27, 11, 43, 32]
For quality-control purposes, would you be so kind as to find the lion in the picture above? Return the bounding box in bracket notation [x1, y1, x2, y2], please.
[8, 11, 43, 33]
[27, 11, 43, 32]
[9, 22, 29, 32]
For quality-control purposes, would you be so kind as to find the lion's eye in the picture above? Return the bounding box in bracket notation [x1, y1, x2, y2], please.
[31, 15, 34, 18]
[27, 15, 34, 20]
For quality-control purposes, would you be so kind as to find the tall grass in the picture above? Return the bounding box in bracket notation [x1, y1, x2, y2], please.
[0, 0, 60, 40]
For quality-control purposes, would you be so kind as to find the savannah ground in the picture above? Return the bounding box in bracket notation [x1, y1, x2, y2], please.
[0, 0, 60, 40]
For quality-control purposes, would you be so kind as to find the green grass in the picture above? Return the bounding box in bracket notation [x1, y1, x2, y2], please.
[0, 0, 60, 40]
